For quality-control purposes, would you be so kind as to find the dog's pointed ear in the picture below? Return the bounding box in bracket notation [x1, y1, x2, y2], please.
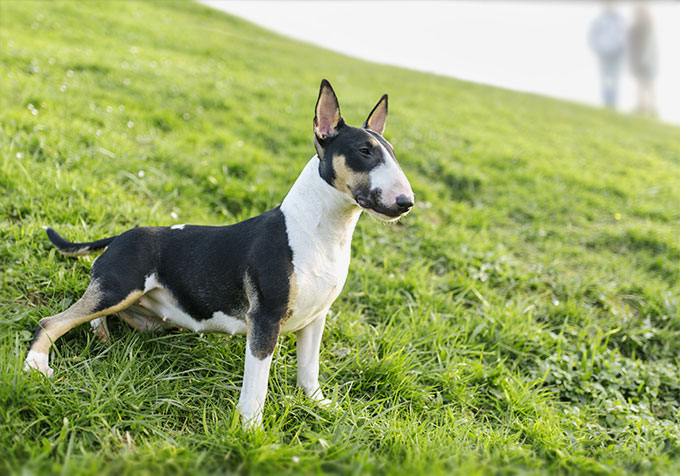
[363, 94, 388, 135]
[314, 79, 343, 141]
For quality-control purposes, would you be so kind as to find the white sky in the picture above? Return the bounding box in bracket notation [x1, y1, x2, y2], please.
[201, 1, 680, 124]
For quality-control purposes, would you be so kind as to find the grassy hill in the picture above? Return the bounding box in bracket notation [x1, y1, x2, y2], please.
[1, 1, 679, 474]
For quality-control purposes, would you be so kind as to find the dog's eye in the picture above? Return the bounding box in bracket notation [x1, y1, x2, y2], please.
[359, 147, 371, 155]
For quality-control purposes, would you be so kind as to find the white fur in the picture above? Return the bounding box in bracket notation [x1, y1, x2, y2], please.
[140, 289, 246, 334]
[208, 311, 247, 335]
[90, 317, 105, 330]
[237, 340, 274, 429]
[280, 156, 361, 335]
[89, 317, 110, 340]
[369, 141, 412, 210]
[144, 274, 160, 292]
[296, 314, 331, 405]
[170, 224, 185, 230]
[139, 274, 246, 334]
[24, 350, 53, 377]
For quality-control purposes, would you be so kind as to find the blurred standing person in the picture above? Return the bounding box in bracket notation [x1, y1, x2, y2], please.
[589, 2, 626, 109]
[629, 5, 658, 116]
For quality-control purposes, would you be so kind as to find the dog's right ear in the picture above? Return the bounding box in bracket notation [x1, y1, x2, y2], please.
[314, 79, 343, 141]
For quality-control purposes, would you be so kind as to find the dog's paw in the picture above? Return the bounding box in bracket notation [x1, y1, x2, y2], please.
[316, 397, 333, 407]
[236, 402, 263, 431]
[306, 389, 339, 410]
[24, 351, 53, 378]
[241, 414, 263, 431]
[90, 317, 110, 343]
[315, 397, 341, 411]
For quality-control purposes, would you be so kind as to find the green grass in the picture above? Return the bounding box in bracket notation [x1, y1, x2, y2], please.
[1, 1, 679, 474]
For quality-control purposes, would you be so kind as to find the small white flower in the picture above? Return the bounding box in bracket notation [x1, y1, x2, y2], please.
[171, 212, 178, 220]
[138, 170, 145, 178]
[16, 152, 23, 159]
[127, 121, 134, 128]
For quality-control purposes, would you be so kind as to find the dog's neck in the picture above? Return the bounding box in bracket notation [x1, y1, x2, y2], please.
[281, 156, 362, 250]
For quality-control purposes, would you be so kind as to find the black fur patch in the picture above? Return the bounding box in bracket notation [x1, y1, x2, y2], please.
[46, 227, 116, 254]
[63, 208, 295, 358]
[318, 125, 386, 186]
[365, 129, 396, 161]
[29, 323, 43, 348]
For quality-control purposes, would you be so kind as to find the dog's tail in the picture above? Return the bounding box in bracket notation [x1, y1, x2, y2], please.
[44, 227, 117, 257]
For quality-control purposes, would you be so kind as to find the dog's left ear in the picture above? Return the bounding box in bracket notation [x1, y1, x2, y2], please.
[363, 94, 388, 135]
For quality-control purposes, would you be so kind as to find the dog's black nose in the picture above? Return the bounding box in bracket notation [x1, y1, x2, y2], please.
[395, 194, 414, 211]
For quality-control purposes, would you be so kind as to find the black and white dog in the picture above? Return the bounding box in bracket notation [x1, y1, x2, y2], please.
[25, 80, 414, 428]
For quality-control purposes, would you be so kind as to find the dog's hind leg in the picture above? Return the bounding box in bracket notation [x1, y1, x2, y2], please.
[25, 280, 143, 377]
[90, 317, 110, 342]
[119, 305, 170, 332]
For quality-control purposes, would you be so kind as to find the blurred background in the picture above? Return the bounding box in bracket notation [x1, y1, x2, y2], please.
[204, 0, 680, 124]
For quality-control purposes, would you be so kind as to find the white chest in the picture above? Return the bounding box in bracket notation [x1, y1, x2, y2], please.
[279, 157, 361, 334]
[281, 241, 351, 334]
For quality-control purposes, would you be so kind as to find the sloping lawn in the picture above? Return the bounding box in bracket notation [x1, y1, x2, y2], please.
[1, 1, 679, 474]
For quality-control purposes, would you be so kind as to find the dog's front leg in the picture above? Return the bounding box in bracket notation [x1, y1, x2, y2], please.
[237, 318, 279, 430]
[296, 313, 331, 406]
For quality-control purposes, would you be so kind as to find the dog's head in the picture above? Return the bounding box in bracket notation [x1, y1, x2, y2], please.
[313, 80, 414, 221]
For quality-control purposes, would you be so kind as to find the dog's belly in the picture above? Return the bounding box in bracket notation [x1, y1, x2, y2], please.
[137, 287, 247, 335]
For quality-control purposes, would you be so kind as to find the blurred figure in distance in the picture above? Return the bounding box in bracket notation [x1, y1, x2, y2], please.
[589, 1, 626, 109]
[629, 5, 658, 117]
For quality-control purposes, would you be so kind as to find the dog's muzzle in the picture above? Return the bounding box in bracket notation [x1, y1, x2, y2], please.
[355, 191, 414, 219]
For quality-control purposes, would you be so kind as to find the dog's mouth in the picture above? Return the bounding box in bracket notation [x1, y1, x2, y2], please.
[354, 194, 408, 222]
